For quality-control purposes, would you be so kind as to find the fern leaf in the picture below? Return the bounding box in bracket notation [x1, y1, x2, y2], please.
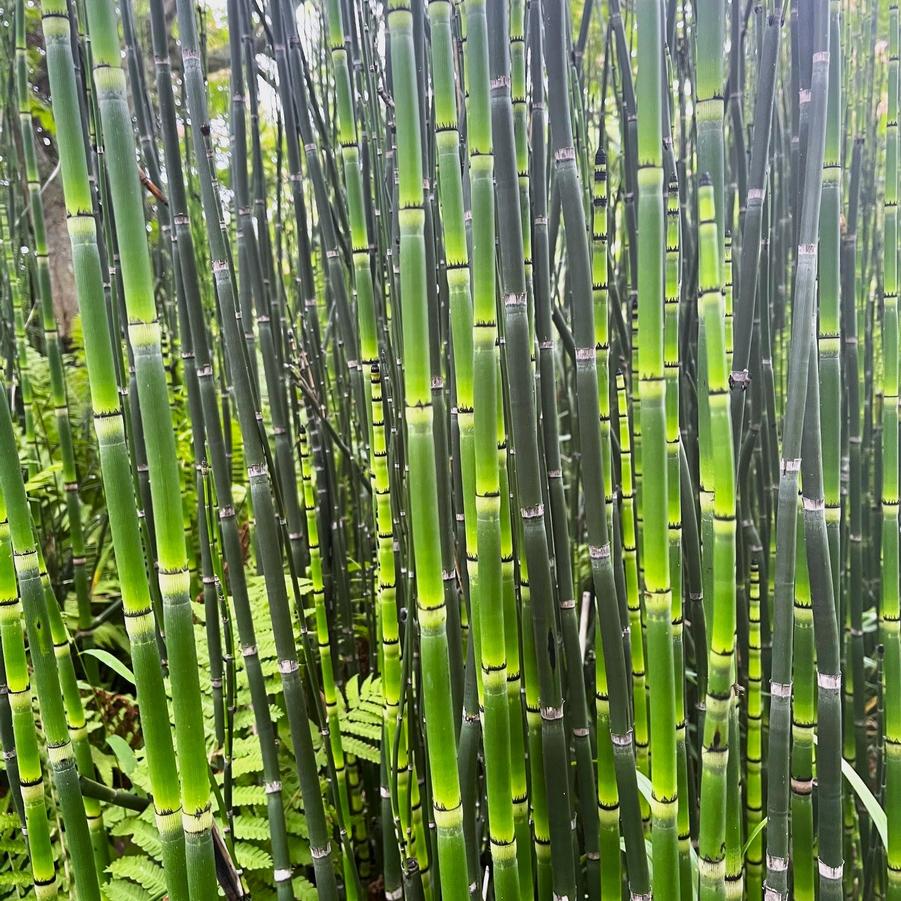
[233, 814, 272, 842]
[106, 857, 167, 897]
[103, 878, 156, 901]
[234, 841, 273, 871]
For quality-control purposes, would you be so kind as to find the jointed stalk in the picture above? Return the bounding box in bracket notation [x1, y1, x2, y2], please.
[39, 3, 190, 893]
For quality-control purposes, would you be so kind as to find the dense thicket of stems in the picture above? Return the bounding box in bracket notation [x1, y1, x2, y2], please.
[5, 0, 899, 896]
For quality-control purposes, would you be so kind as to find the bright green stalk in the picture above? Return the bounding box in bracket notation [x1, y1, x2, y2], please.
[617, 376, 650, 791]
[0, 389, 100, 901]
[13, 56, 109, 857]
[696, 177, 737, 901]
[83, 0, 216, 890]
[298, 421, 356, 898]
[423, 0, 480, 879]
[636, 0, 680, 883]
[40, 566, 107, 874]
[15, 0, 93, 655]
[425, 0, 474, 573]
[0, 491, 55, 897]
[724, 696, 744, 898]
[591, 148, 622, 901]
[0, 605, 25, 832]
[519, 552, 552, 894]
[369, 365, 404, 895]
[696, 0, 726, 255]
[791, 514, 815, 901]
[745, 563, 764, 896]
[724, 232, 734, 361]
[594, 624, 621, 900]
[39, 3, 189, 894]
[695, 0, 726, 666]
[498, 447, 531, 896]
[387, 4, 470, 896]
[465, 2, 519, 893]
[664, 177, 691, 895]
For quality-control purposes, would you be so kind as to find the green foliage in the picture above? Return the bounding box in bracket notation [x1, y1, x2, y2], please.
[106, 856, 168, 897]
[85, 572, 334, 898]
[338, 674, 383, 764]
[0, 815, 30, 900]
[1, 327, 339, 896]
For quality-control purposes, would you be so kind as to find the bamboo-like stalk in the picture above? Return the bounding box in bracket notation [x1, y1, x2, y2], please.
[466, 2, 521, 896]
[791, 514, 815, 901]
[423, 0, 482, 884]
[636, 0, 681, 891]
[0, 476, 55, 896]
[38, 3, 190, 894]
[386, 3, 470, 895]
[0, 387, 100, 900]
[543, 0, 649, 894]
[664, 175, 692, 896]
[764, 2, 830, 893]
[40, 562, 107, 874]
[2, 0, 894, 894]
[298, 420, 357, 897]
[695, 175, 737, 900]
[14, 0, 93, 661]
[15, 0, 105, 866]
[885, 0, 901, 892]
[82, 0, 217, 889]
[323, 0, 379, 412]
[524, 8, 559, 890]
[487, 2, 559, 895]
[817, 0, 841, 619]
[745, 562, 764, 895]
[144, 0, 294, 891]
[731, 8, 785, 443]
[170, 0, 346, 894]
[369, 364, 405, 896]
[801, 324, 844, 901]
[590, 147, 622, 901]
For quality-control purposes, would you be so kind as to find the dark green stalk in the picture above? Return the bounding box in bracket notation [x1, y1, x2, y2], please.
[764, 1, 830, 893]
[171, 0, 345, 895]
[543, 0, 649, 894]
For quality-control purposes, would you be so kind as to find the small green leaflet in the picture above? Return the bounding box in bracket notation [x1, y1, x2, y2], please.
[84, 648, 135, 685]
[107, 734, 138, 776]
